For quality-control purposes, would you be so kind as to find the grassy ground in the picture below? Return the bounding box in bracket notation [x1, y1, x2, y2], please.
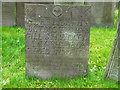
[1, 10, 119, 88]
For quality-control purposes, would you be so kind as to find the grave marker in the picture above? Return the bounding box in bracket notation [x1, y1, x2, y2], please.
[16, 2, 54, 27]
[0, 1, 2, 26]
[16, 2, 25, 27]
[85, 2, 116, 27]
[104, 3, 120, 82]
[25, 4, 91, 79]
[2, 2, 16, 26]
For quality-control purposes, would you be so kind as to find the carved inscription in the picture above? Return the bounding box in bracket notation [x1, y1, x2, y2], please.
[25, 4, 91, 79]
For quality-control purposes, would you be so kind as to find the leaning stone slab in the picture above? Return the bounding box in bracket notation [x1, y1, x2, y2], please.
[104, 3, 120, 82]
[104, 28, 119, 81]
[25, 4, 91, 79]
[118, 18, 120, 83]
[2, 2, 16, 26]
[85, 2, 116, 27]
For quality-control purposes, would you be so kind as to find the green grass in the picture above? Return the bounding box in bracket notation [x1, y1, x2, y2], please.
[1, 26, 118, 88]
[1, 10, 119, 88]
[114, 9, 118, 27]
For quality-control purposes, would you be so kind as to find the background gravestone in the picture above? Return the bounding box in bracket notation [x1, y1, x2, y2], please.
[104, 2, 120, 82]
[85, 2, 116, 27]
[25, 4, 91, 79]
[2, 2, 16, 26]
[116, 2, 119, 28]
[16, 2, 25, 27]
[0, 1, 2, 26]
[54, 0, 85, 5]
[16, 2, 54, 27]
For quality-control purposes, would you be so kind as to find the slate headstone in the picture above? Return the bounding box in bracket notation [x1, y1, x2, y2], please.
[118, 17, 120, 84]
[116, 2, 119, 9]
[116, 7, 119, 28]
[2, 2, 16, 26]
[0, 1, 2, 26]
[104, 3, 120, 82]
[25, 4, 91, 79]
[85, 2, 116, 27]
[16, 2, 25, 27]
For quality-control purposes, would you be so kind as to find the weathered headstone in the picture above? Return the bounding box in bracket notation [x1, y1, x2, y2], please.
[2, 2, 16, 26]
[16, 2, 54, 27]
[85, 2, 116, 27]
[25, 4, 91, 79]
[16, 2, 25, 27]
[116, 6, 119, 28]
[116, 2, 119, 9]
[118, 18, 120, 83]
[104, 3, 120, 82]
[0, 1, 2, 26]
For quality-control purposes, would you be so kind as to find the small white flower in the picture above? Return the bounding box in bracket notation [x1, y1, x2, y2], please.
[6, 78, 9, 82]
[1, 67, 2, 71]
[90, 69, 93, 72]
[3, 78, 9, 85]
[93, 65, 97, 69]
[94, 65, 96, 68]
[3, 80, 5, 83]
[17, 40, 19, 43]
[3, 80, 6, 85]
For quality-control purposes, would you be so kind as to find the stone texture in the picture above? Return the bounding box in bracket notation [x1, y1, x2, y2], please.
[104, 28, 119, 81]
[104, 2, 120, 82]
[16, 2, 53, 27]
[0, 1, 2, 26]
[116, 4, 119, 28]
[85, 2, 116, 27]
[16, 2, 25, 27]
[118, 16, 120, 84]
[1, 0, 54, 2]
[54, 0, 85, 5]
[25, 4, 91, 79]
[2, 2, 16, 26]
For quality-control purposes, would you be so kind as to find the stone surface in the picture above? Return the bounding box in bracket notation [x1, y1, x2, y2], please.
[85, 2, 116, 27]
[16, 2, 25, 27]
[2, 2, 16, 26]
[104, 28, 119, 81]
[16, 2, 53, 27]
[0, 1, 2, 26]
[54, 0, 85, 5]
[104, 3, 120, 82]
[25, 4, 91, 79]
[1, 0, 54, 2]
[116, 4, 119, 28]
[118, 16, 120, 84]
